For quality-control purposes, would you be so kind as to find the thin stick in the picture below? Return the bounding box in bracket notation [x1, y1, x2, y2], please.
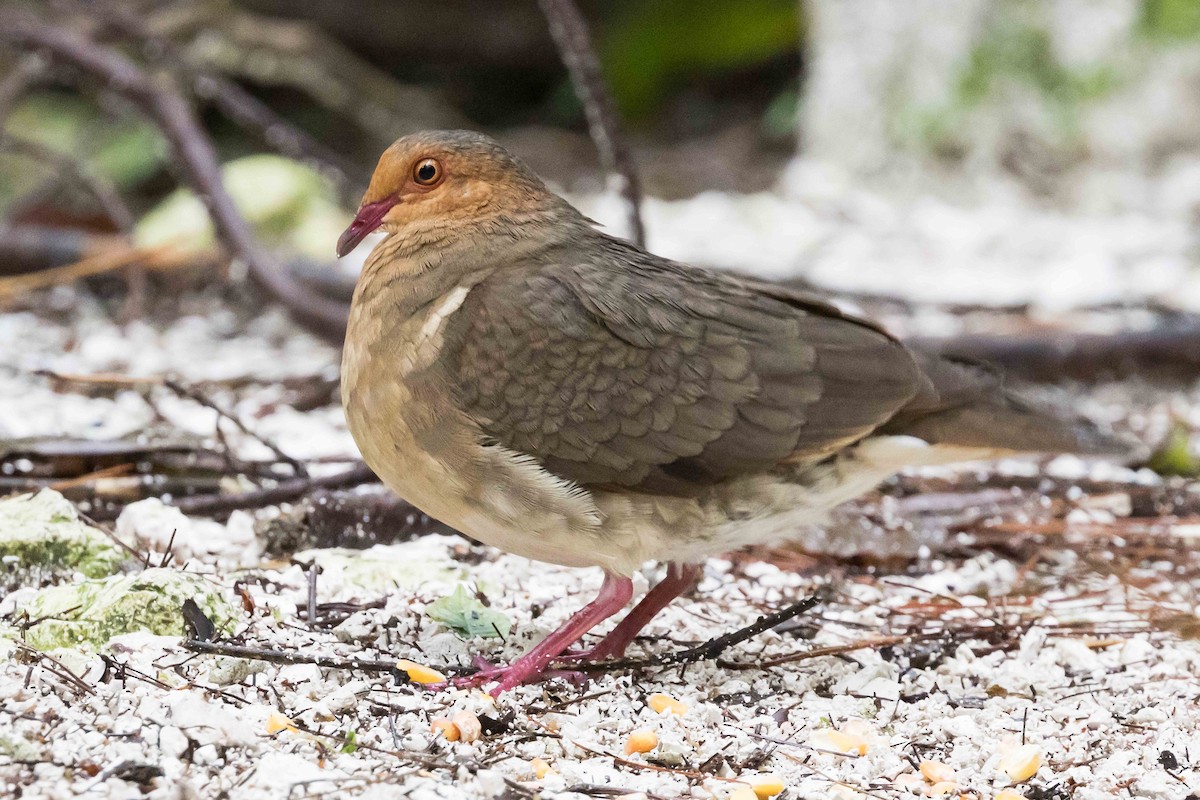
[0, 245, 155, 298]
[537, 0, 645, 246]
[167, 462, 377, 517]
[162, 378, 307, 477]
[573, 591, 826, 672]
[181, 639, 401, 673]
[0, 11, 350, 339]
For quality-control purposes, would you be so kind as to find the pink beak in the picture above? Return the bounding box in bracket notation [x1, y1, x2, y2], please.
[336, 197, 397, 258]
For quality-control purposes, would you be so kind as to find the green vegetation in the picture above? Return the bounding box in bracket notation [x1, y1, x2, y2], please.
[0, 490, 127, 580]
[1140, 0, 1200, 40]
[600, 0, 800, 118]
[19, 568, 238, 651]
[426, 583, 511, 639]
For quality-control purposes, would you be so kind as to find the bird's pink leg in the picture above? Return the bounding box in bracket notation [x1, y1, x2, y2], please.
[454, 571, 633, 695]
[570, 562, 702, 661]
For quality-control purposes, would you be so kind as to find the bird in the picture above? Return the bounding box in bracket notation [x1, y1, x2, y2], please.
[336, 130, 1130, 695]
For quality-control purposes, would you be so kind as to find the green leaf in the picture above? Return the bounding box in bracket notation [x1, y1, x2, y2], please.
[426, 584, 511, 639]
[1148, 422, 1200, 478]
[340, 729, 358, 754]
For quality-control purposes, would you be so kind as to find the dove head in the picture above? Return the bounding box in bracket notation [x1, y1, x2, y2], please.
[337, 130, 575, 258]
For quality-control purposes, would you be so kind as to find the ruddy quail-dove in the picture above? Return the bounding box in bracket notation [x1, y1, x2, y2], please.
[337, 130, 1127, 695]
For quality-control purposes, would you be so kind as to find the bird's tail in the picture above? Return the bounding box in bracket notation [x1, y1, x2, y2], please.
[881, 353, 1142, 461]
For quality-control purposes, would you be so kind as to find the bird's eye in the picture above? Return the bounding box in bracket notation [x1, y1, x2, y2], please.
[413, 158, 442, 186]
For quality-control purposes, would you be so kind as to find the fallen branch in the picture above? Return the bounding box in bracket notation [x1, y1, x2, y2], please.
[538, 0, 644, 246]
[912, 322, 1200, 381]
[166, 461, 377, 518]
[0, 10, 350, 339]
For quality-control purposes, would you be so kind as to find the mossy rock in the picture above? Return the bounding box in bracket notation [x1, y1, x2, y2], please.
[0, 490, 126, 582]
[18, 568, 238, 651]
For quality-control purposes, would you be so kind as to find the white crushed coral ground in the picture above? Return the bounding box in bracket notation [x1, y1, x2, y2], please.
[1, 176, 1199, 799]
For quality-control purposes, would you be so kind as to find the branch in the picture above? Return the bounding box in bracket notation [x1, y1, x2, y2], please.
[91, 1, 363, 202]
[165, 462, 377, 518]
[572, 590, 826, 672]
[538, 0, 645, 246]
[912, 322, 1200, 381]
[0, 11, 350, 339]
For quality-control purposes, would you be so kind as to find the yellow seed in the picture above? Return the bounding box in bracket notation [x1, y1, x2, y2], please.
[746, 773, 785, 799]
[624, 728, 658, 755]
[729, 787, 759, 800]
[647, 692, 689, 715]
[531, 758, 554, 779]
[929, 781, 958, 796]
[996, 791, 1026, 800]
[811, 728, 869, 756]
[431, 718, 459, 742]
[451, 710, 482, 743]
[920, 760, 956, 784]
[265, 711, 297, 735]
[396, 658, 446, 684]
[1000, 744, 1042, 782]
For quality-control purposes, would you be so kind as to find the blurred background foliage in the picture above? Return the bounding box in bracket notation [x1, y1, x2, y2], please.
[0, 0, 805, 230]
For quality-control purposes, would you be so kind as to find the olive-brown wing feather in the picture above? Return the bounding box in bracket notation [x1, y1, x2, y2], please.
[446, 249, 924, 493]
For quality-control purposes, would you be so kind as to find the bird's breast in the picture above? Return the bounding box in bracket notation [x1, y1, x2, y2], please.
[341, 272, 631, 571]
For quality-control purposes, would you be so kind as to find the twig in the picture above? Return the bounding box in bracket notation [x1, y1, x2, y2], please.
[0, 244, 169, 299]
[181, 639, 401, 674]
[0, 10, 350, 339]
[572, 591, 826, 672]
[537, 0, 644, 246]
[912, 322, 1200, 381]
[14, 642, 95, 696]
[161, 378, 307, 477]
[752, 633, 923, 669]
[167, 462, 376, 517]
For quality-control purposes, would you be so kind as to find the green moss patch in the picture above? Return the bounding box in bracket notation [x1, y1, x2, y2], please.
[19, 568, 238, 651]
[0, 490, 126, 581]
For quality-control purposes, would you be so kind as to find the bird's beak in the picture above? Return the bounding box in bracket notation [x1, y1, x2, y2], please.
[336, 197, 398, 258]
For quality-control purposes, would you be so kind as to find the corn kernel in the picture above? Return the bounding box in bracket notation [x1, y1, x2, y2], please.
[920, 760, 956, 784]
[746, 773, 785, 799]
[396, 658, 446, 684]
[929, 780, 958, 796]
[624, 728, 658, 755]
[647, 692, 689, 715]
[431, 717, 459, 742]
[811, 728, 869, 756]
[265, 711, 297, 735]
[999, 744, 1042, 782]
[995, 791, 1025, 800]
[729, 787, 759, 800]
[451, 710, 482, 743]
[531, 757, 554, 779]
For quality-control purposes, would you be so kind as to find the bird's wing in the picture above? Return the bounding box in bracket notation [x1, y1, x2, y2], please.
[444, 247, 924, 494]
